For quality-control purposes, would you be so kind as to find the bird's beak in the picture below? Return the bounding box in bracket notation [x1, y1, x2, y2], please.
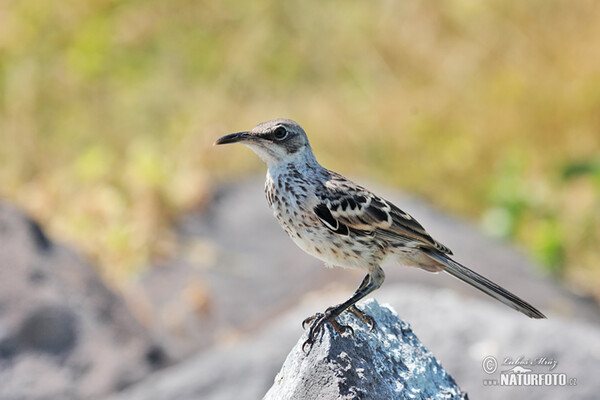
[214, 131, 250, 145]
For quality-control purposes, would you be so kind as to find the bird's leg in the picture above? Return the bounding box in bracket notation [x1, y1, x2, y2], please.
[301, 274, 370, 328]
[345, 273, 374, 330]
[302, 266, 384, 353]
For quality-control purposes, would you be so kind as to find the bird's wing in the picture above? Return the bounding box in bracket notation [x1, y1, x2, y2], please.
[313, 173, 452, 255]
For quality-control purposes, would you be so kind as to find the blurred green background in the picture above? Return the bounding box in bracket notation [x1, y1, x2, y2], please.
[1, 0, 599, 302]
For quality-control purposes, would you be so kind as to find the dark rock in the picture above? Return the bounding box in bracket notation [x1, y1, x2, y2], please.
[145, 345, 168, 368]
[264, 299, 466, 400]
[28, 269, 47, 284]
[0, 336, 19, 360]
[17, 305, 77, 356]
[27, 217, 52, 252]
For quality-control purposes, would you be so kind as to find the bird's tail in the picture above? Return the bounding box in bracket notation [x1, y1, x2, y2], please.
[424, 250, 546, 319]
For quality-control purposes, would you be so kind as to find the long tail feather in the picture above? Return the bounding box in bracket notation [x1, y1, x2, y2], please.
[424, 250, 546, 319]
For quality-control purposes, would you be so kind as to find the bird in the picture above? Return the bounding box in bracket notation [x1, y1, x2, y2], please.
[214, 118, 546, 351]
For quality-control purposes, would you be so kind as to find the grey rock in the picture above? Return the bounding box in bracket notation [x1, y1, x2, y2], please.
[111, 282, 600, 400]
[0, 202, 167, 400]
[375, 285, 600, 400]
[264, 299, 466, 400]
[110, 295, 468, 400]
[108, 301, 305, 400]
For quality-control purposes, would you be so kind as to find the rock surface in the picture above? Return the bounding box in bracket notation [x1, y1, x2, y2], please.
[0, 202, 167, 400]
[111, 282, 600, 400]
[264, 299, 466, 400]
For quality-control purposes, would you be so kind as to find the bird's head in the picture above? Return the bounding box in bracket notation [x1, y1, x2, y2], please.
[215, 119, 314, 167]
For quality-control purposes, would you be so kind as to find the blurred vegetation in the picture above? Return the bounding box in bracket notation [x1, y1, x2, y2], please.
[1, 0, 599, 300]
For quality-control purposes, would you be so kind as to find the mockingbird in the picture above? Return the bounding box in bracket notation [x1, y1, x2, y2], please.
[215, 118, 545, 351]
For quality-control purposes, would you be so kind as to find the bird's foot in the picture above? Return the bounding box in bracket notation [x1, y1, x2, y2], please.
[301, 307, 353, 353]
[348, 305, 375, 332]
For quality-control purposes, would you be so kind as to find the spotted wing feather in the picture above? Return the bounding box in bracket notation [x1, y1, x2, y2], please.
[314, 173, 452, 255]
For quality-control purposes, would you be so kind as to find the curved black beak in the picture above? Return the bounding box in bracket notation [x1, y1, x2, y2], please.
[214, 131, 250, 145]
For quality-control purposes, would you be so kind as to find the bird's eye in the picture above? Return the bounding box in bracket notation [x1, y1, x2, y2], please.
[273, 126, 287, 140]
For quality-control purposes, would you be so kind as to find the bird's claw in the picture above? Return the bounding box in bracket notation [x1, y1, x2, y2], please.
[301, 309, 354, 353]
[301, 304, 377, 353]
[349, 305, 376, 332]
[301, 312, 324, 353]
[301, 312, 322, 330]
[331, 320, 354, 337]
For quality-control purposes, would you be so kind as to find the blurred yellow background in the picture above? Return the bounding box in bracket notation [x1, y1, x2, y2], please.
[1, 0, 599, 301]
